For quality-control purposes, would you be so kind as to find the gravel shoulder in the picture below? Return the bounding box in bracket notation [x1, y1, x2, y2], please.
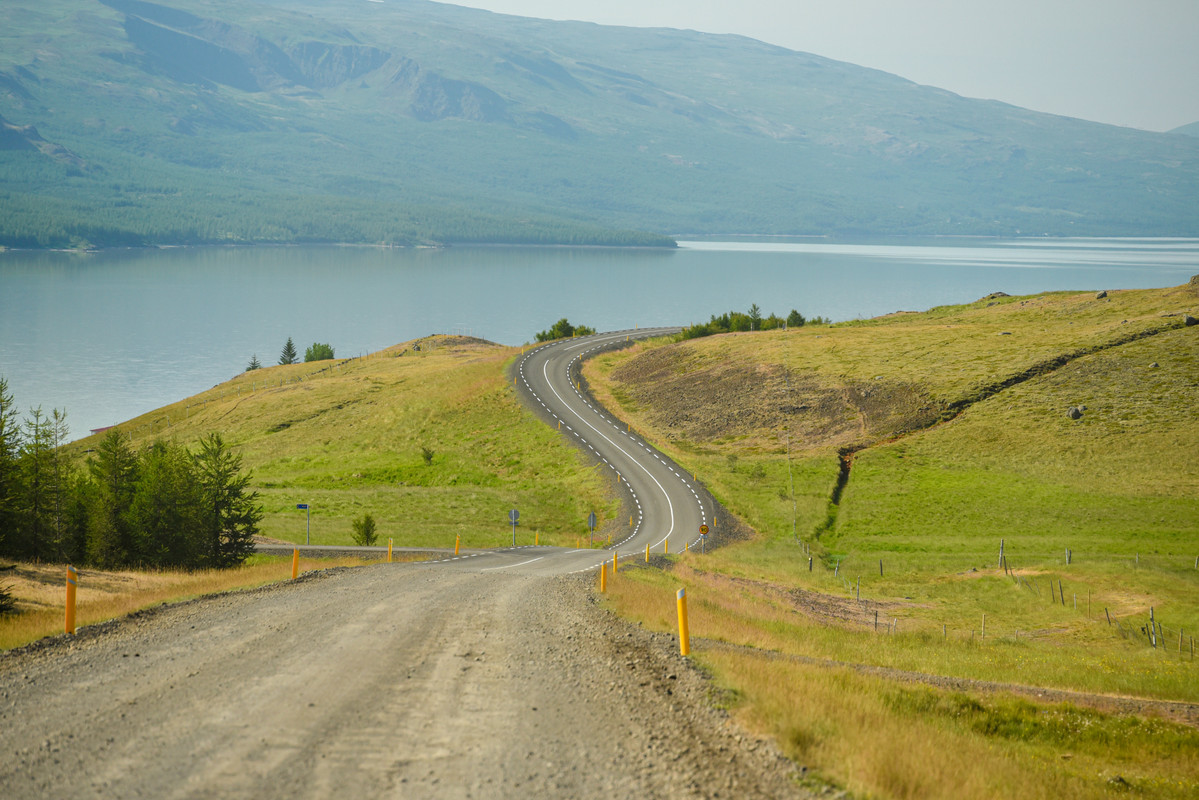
[0, 563, 806, 799]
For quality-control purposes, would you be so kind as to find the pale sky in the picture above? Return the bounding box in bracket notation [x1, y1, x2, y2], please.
[448, 0, 1199, 133]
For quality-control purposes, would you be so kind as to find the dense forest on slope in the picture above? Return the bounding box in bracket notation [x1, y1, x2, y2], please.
[1, 0, 1197, 248]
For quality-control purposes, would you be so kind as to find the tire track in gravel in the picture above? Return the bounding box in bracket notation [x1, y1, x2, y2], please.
[0, 564, 808, 799]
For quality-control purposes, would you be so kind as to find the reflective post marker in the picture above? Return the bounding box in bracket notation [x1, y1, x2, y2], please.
[291, 548, 299, 580]
[65, 565, 77, 635]
[388, 538, 393, 563]
[677, 588, 690, 656]
[296, 503, 310, 544]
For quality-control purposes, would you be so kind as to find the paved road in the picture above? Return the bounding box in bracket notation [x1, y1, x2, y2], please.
[511, 328, 710, 569]
[260, 328, 707, 579]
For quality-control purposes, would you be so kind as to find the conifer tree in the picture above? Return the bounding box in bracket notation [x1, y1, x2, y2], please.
[246, 354, 262, 372]
[279, 338, 298, 365]
[0, 379, 20, 557]
[195, 433, 261, 567]
[86, 430, 139, 567]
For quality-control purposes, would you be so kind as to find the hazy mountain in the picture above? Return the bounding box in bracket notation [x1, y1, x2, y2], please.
[1171, 122, 1199, 138]
[1, 0, 1196, 248]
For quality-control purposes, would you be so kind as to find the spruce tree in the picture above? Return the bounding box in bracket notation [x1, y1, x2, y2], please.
[86, 430, 139, 567]
[195, 433, 261, 567]
[0, 378, 20, 557]
[279, 337, 298, 365]
[246, 354, 262, 372]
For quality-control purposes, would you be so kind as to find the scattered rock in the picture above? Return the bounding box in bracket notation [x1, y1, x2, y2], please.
[1149, 362, 1159, 368]
[1185, 315, 1197, 327]
[981, 292, 1010, 301]
[1067, 407, 1083, 420]
[998, 331, 1012, 336]
[1096, 290, 1108, 299]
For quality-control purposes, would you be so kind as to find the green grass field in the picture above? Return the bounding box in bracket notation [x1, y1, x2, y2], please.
[66, 337, 619, 550]
[48, 283, 1199, 798]
[587, 281, 1199, 798]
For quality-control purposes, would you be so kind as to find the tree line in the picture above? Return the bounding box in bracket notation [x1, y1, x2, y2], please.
[246, 338, 335, 371]
[680, 305, 830, 340]
[0, 378, 261, 573]
[535, 318, 595, 342]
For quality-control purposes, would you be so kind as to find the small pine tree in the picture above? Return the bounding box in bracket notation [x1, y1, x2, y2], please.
[279, 338, 298, 365]
[246, 354, 262, 372]
[351, 513, 378, 547]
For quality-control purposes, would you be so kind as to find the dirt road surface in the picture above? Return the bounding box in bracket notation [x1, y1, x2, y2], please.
[0, 562, 806, 799]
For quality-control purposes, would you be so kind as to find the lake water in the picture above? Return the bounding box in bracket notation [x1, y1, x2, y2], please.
[2, 237, 1196, 441]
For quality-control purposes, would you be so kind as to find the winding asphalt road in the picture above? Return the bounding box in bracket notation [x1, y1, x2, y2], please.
[411, 327, 708, 578]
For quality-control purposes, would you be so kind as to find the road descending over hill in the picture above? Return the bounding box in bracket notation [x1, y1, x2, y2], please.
[0, 330, 805, 798]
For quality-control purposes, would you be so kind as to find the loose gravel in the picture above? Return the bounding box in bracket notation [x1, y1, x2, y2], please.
[0, 563, 808, 799]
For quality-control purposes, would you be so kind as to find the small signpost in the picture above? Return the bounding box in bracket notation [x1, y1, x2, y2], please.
[297, 503, 310, 545]
[699, 524, 709, 554]
[508, 508, 520, 546]
[588, 511, 597, 547]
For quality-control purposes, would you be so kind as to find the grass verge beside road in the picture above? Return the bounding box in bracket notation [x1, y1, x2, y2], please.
[0, 554, 409, 651]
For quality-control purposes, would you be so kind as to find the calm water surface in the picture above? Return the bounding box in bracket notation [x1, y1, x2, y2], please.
[1, 238, 1196, 440]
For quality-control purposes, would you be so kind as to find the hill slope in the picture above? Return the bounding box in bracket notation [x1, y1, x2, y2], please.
[584, 279, 1199, 796]
[2, 0, 1197, 247]
[66, 336, 622, 548]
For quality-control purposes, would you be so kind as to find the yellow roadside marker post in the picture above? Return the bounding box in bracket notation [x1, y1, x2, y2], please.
[291, 548, 299, 580]
[613, 551, 618, 575]
[65, 565, 77, 635]
[388, 538, 393, 563]
[455, 535, 461, 556]
[645, 543, 649, 562]
[599, 562, 607, 593]
[677, 588, 690, 656]
[664, 539, 669, 556]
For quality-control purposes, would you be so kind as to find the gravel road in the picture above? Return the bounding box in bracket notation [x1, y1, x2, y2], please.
[0, 562, 806, 799]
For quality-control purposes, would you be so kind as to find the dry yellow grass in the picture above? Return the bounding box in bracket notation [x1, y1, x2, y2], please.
[0, 555, 412, 651]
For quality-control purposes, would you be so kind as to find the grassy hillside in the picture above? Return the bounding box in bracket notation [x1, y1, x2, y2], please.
[66, 336, 621, 549]
[2, 0, 1197, 247]
[585, 279, 1199, 798]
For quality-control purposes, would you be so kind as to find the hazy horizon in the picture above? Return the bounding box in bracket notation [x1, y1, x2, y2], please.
[450, 0, 1199, 133]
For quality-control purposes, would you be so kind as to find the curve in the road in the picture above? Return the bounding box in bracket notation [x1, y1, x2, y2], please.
[514, 328, 711, 570]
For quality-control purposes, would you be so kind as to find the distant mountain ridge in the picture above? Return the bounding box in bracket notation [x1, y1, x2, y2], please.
[0, 0, 1196, 248]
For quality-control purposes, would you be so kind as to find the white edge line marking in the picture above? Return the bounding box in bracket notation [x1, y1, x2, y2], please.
[481, 556, 546, 571]
[542, 352, 677, 548]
